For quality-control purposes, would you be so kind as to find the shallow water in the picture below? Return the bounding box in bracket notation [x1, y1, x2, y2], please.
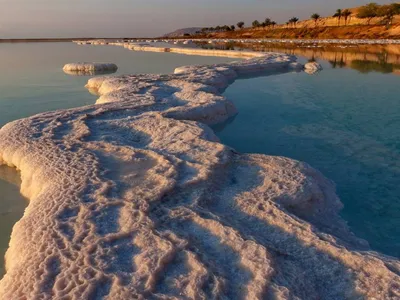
[216, 53, 400, 257]
[0, 42, 237, 277]
[0, 166, 25, 276]
[0, 42, 237, 127]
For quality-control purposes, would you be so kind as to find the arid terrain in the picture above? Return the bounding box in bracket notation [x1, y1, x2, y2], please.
[168, 4, 400, 40]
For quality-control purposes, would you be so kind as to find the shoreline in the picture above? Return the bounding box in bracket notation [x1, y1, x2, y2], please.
[0, 46, 399, 298]
[2, 37, 400, 45]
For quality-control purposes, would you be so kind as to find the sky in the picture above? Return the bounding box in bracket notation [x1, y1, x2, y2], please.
[0, 0, 396, 38]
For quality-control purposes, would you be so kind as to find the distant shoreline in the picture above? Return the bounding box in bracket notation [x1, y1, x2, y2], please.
[0, 38, 83, 43]
[1, 36, 400, 44]
[0, 38, 144, 43]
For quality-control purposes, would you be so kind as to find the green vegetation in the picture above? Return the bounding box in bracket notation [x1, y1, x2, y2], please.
[333, 8, 352, 25]
[333, 9, 342, 25]
[200, 24, 236, 34]
[311, 13, 321, 27]
[332, 8, 352, 26]
[247, 18, 278, 29]
[260, 18, 277, 29]
[342, 9, 352, 25]
[288, 17, 299, 28]
[378, 3, 400, 26]
[357, 3, 380, 24]
[252, 20, 261, 28]
[192, 2, 399, 38]
[356, 3, 400, 26]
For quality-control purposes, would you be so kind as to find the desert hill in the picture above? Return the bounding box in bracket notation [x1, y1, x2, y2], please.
[163, 27, 203, 38]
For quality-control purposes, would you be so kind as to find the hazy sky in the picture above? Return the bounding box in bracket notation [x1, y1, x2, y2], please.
[0, 0, 395, 38]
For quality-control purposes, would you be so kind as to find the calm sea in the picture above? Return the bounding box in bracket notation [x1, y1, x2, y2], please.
[215, 43, 400, 257]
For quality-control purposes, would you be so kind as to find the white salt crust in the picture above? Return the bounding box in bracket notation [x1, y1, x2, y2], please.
[0, 48, 398, 300]
[63, 63, 118, 76]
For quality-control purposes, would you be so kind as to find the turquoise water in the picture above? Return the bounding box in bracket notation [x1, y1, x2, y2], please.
[0, 42, 237, 276]
[216, 58, 400, 258]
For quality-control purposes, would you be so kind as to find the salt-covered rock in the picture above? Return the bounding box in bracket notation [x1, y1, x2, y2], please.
[304, 61, 323, 74]
[63, 63, 118, 76]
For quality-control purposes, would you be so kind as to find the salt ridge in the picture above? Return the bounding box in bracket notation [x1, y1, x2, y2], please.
[0, 47, 399, 299]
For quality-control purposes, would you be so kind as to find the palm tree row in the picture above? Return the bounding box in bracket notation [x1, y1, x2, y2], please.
[287, 17, 299, 28]
[333, 9, 352, 26]
[286, 14, 320, 28]
[287, 14, 321, 28]
[201, 25, 236, 33]
[251, 18, 278, 29]
[199, 4, 399, 36]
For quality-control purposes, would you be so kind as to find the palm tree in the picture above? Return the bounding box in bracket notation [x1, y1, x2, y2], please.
[265, 18, 272, 27]
[237, 22, 245, 29]
[252, 20, 261, 28]
[289, 17, 299, 28]
[311, 13, 321, 27]
[261, 22, 267, 29]
[333, 9, 342, 25]
[342, 9, 352, 25]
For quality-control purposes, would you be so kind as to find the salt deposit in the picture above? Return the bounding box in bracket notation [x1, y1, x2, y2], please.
[63, 63, 118, 75]
[73, 38, 400, 47]
[0, 48, 398, 299]
[304, 62, 323, 74]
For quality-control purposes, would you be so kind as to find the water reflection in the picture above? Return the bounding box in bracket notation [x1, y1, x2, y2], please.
[215, 55, 400, 257]
[0, 165, 21, 187]
[199, 42, 400, 75]
[63, 69, 118, 76]
[0, 166, 26, 279]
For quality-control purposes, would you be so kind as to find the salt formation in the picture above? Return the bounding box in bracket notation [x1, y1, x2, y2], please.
[304, 62, 323, 74]
[63, 63, 118, 76]
[0, 50, 399, 300]
[73, 38, 400, 46]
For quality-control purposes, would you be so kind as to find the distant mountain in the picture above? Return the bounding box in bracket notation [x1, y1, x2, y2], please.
[163, 27, 203, 38]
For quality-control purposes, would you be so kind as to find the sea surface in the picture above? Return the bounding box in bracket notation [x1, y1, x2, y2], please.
[215, 44, 400, 257]
[0, 42, 237, 277]
[0, 42, 399, 278]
